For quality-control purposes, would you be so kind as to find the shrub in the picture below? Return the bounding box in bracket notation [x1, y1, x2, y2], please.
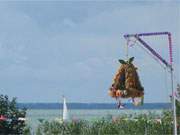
[0, 94, 27, 134]
[36, 111, 173, 135]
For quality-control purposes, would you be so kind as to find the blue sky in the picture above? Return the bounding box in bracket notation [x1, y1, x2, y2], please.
[0, 1, 179, 103]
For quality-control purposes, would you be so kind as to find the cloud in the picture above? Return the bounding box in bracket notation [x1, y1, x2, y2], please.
[0, 2, 179, 102]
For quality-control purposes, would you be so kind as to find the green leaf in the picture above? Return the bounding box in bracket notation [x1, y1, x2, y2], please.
[128, 57, 134, 63]
[118, 59, 126, 64]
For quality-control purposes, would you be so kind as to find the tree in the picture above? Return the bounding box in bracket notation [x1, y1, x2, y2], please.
[0, 94, 27, 134]
[176, 84, 180, 116]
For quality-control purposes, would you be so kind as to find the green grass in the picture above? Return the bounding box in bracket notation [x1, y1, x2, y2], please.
[33, 111, 177, 135]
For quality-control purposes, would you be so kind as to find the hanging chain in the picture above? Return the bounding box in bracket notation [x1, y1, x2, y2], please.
[126, 37, 138, 60]
[126, 38, 129, 60]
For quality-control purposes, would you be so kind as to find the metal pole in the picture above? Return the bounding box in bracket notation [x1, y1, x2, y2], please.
[171, 68, 177, 135]
[134, 36, 170, 67]
[168, 33, 177, 135]
[124, 32, 169, 38]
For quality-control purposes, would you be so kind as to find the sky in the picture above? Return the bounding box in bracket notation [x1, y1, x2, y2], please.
[0, 1, 179, 103]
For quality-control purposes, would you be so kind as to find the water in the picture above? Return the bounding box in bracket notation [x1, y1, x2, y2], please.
[26, 109, 164, 131]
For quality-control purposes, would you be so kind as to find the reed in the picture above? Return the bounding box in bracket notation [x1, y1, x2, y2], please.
[35, 111, 177, 135]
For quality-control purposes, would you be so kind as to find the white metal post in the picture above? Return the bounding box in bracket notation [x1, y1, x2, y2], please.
[171, 68, 177, 135]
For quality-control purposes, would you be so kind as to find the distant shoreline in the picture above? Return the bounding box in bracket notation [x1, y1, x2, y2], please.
[17, 103, 171, 110]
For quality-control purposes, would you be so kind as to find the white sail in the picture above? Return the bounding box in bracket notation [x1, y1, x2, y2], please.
[63, 96, 68, 121]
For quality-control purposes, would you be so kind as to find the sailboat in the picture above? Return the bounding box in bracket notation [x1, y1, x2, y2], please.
[54, 96, 69, 123]
[62, 96, 69, 122]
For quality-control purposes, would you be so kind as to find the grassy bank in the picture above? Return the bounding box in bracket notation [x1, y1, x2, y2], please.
[28, 111, 177, 135]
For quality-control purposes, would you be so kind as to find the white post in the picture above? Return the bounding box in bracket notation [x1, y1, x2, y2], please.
[171, 68, 177, 135]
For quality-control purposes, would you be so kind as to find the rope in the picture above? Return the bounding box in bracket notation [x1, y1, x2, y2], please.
[125, 38, 129, 60]
[125, 37, 137, 60]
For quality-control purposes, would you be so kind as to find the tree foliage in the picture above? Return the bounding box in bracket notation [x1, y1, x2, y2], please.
[36, 111, 174, 135]
[0, 94, 27, 134]
[176, 84, 180, 116]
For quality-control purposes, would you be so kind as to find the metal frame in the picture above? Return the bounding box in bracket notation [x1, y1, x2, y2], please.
[124, 32, 177, 135]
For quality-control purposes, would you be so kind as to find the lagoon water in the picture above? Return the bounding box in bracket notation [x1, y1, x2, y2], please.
[26, 109, 164, 131]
